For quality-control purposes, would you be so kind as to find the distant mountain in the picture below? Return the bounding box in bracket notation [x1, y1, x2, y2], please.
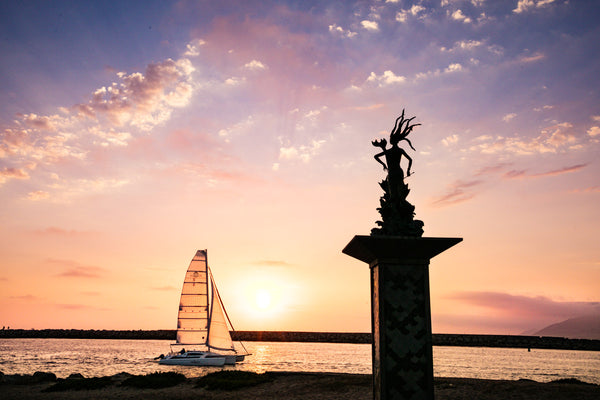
[532, 315, 600, 340]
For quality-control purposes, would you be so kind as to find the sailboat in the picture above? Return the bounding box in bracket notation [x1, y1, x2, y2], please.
[159, 250, 248, 366]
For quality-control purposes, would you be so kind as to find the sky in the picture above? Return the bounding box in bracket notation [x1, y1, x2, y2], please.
[0, 0, 599, 335]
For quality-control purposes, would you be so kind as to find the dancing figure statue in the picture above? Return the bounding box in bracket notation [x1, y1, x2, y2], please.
[371, 110, 424, 237]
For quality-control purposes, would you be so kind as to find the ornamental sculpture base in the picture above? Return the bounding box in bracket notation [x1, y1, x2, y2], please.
[343, 235, 462, 400]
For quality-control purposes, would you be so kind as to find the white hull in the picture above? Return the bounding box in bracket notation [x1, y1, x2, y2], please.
[158, 351, 226, 366]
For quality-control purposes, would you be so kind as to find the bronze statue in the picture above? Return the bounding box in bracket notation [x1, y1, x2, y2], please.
[371, 110, 424, 237]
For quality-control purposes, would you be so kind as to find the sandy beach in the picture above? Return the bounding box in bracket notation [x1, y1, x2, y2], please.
[1, 371, 598, 400]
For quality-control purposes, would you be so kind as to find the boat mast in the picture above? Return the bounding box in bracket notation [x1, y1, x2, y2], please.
[205, 249, 213, 352]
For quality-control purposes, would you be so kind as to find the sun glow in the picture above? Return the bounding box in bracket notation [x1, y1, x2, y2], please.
[233, 271, 296, 325]
[255, 289, 272, 310]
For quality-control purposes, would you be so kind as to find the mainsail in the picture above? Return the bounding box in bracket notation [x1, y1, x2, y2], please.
[176, 250, 235, 352]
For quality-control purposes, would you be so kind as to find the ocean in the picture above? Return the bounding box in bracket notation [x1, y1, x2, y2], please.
[1, 339, 598, 384]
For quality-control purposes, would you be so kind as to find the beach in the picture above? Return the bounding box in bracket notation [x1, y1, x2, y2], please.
[2, 372, 598, 400]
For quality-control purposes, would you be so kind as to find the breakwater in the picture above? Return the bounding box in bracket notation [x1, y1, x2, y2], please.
[1, 329, 598, 351]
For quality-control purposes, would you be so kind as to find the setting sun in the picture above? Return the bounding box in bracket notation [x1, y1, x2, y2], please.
[255, 289, 272, 310]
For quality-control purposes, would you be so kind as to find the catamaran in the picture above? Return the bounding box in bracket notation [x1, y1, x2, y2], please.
[158, 250, 248, 366]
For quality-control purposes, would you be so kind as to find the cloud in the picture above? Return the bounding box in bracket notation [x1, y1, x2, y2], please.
[244, 59, 268, 71]
[475, 162, 513, 176]
[74, 58, 195, 130]
[468, 122, 580, 155]
[183, 39, 206, 56]
[55, 303, 109, 311]
[9, 294, 39, 301]
[0, 167, 29, 184]
[414, 63, 465, 81]
[251, 260, 293, 267]
[441, 40, 483, 52]
[328, 24, 356, 38]
[451, 9, 471, 23]
[520, 52, 545, 63]
[449, 291, 599, 319]
[279, 139, 326, 163]
[570, 186, 600, 194]
[48, 259, 106, 278]
[360, 20, 379, 31]
[513, 0, 556, 14]
[530, 163, 587, 177]
[502, 113, 517, 122]
[0, 52, 196, 191]
[501, 164, 587, 180]
[442, 134, 459, 146]
[430, 179, 484, 207]
[32, 227, 98, 237]
[588, 126, 600, 137]
[366, 70, 406, 87]
[396, 5, 426, 23]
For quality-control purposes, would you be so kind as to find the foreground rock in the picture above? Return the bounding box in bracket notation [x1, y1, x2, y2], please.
[0, 371, 598, 400]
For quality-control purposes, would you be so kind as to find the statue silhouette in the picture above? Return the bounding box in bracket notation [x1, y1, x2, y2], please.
[371, 110, 424, 237]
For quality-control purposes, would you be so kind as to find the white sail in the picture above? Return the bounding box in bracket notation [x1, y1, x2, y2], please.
[207, 271, 235, 352]
[176, 250, 210, 346]
[175, 249, 234, 352]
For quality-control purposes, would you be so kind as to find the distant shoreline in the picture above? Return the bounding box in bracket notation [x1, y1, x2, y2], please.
[1, 329, 599, 351]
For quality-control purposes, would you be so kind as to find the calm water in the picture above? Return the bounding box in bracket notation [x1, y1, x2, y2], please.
[1, 339, 598, 384]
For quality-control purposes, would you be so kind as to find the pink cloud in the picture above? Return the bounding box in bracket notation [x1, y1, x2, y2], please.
[32, 227, 98, 237]
[47, 259, 106, 278]
[430, 179, 484, 207]
[9, 294, 38, 301]
[503, 163, 587, 180]
[251, 260, 293, 267]
[449, 291, 600, 319]
[570, 186, 600, 193]
[531, 163, 587, 177]
[475, 163, 512, 176]
[0, 167, 29, 184]
[55, 304, 110, 311]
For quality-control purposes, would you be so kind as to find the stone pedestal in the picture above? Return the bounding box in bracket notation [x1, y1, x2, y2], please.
[343, 235, 462, 400]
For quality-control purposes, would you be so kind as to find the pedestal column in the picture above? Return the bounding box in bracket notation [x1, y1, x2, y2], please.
[343, 235, 461, 400]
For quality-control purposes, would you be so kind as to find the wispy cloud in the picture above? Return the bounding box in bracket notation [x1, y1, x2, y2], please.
[47, 259, 106, 278]
[9, 294, 39, 301]
[251, 260, 293, 267]
[32, 227, 98, 237]
[55, 303, 110, 311]
[0, 167, 30, 184]
[504, 163, 588, 179]
[430, 179, 484, 207]
[0, 52, 196, 189]
[468, 122, 580, 155]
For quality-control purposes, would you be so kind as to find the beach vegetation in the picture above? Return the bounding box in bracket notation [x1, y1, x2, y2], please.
[196, 370, 274, 390]
[42, 376, 112, 391]
[120, 371, 186, 389]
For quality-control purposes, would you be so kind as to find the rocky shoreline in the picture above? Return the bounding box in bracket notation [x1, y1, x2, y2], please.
[1, 329, 599, 351]
[1, 370, 598, 400]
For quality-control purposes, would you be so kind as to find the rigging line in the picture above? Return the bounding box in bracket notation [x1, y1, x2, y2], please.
[205, 250, 213, 351]
[209, 268, 249, 355]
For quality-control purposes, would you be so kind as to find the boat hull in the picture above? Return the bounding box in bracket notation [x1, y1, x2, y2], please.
[158, 351, 226, 366]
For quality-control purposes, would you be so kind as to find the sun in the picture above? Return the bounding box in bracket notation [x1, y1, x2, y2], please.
[255, 289, 272, 310]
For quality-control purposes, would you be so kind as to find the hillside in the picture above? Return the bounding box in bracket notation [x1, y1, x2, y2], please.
[533, 315, 600, 340]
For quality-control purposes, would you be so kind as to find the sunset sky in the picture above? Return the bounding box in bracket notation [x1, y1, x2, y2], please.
[1, 0, 598, 335]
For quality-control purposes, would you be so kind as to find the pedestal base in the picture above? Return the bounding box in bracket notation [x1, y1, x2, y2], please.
[343, 235, 462, 400]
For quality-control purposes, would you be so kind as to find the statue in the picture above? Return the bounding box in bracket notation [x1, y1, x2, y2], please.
[371, 110, 424, 237]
